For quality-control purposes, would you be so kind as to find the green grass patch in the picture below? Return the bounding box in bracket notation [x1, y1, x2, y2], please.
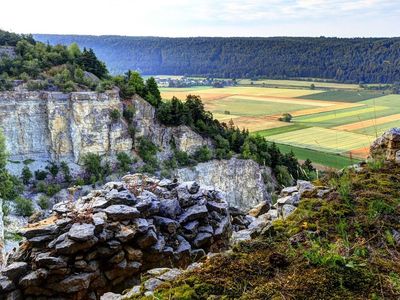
[273, 143, 360, 169]
[253, 124, 309, 137]
[210, 97, 314, 116]
[354, 119, 400, 137]
[297, 90, 387, 102]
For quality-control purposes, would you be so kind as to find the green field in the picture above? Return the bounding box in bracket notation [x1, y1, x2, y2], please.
[297, 90, 387, 102]
[267, 127, 374, 154]
[253, 124, 309, 137]
[274, 143, 360, 169]
[161, 79, 399, 168]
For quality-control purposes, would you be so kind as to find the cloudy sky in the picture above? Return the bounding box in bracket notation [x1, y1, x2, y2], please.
[2, 0, 399, 37]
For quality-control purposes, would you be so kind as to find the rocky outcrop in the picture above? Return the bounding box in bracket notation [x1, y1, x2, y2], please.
[0, 90, 132, 174]
[370, 128, 400, 163]
[0, 175, 232, 299]
[131, 95, 213, 159]
[173, 157, 277, 210]
[0, 198, 4, 266]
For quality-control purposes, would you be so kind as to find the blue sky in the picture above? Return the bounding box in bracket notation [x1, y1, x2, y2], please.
[2, 0, 399, 37]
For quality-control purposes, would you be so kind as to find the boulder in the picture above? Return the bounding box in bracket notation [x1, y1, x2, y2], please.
[104, 205, 140, 221]
[68, 223, 95, 242]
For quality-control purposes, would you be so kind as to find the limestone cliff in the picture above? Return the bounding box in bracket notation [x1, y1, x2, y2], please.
[131, 95, 213, 159]
[0, 90, 132, 174]
[173, 158, 277, 210]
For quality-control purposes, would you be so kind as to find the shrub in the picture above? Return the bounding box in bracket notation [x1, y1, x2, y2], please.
[109, 109, 121, 122]
[275, 165, 293, 187]
[75, 177, 85, 186]
[38, 195, 50, 210]
[175, 150, 191, 167]
[45, 184, 61, 197]
[278, 113, 293, 122]
[82, 153, 108, 183]
[46, 162, 59, 178]
[193, 146, 213, 163]
[21, 166, 32, 184]
[123, 103, 136, 123]
[34, 170, 48, 181]
[60, 161, 72, 183]
[36, 181, 46, 193]
[138, 138, 158, 163]
[116, 152, 133, 172]
[14, 196, 34, 217]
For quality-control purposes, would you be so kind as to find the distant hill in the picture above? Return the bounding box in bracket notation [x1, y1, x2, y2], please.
[34, 35, 400, 83]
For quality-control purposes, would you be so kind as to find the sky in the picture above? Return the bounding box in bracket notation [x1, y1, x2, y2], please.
[1, 0, 400, 37]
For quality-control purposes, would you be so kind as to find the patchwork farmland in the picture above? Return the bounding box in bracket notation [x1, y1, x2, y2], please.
[161, 82, 400, 168]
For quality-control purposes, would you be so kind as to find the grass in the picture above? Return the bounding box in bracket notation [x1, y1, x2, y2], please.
[238, 78, 361, 90]
[354, 119, 400, 137]
[137, 163, 400, 300]
[273, 143, 360, 169]
[207, 97, 316, 116]
[297, 90, 387, 102]
[253, 124, 309, 137]
[267, 127, 373, 155]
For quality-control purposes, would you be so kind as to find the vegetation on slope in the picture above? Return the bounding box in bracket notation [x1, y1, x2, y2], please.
[34, 34, 400, 83]
[140, 161, 400, 299]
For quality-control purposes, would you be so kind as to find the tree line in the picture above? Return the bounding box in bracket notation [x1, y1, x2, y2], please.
[34, 34, 400, 84]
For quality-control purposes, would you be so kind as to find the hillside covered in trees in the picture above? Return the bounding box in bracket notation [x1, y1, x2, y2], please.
[34, 35, 400, 83]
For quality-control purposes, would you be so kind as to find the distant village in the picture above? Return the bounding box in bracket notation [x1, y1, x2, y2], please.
[154, 76, 237, 88]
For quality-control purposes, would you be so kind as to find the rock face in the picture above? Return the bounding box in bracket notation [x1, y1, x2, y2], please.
[174, 157, 276, 210]
[131, 95, 214, 159]
[0, 198, 4, 266]
[0, 90, 132, 174]
[0, 46, 16, 59]
[0, 175, 232, 299]
[370, 128, 400, 163]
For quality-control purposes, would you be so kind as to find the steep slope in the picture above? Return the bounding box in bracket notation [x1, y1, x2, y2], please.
[133, 131, 400, 299]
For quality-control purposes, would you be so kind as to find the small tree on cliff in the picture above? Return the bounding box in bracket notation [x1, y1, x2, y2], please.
[145, 77, 162, 107]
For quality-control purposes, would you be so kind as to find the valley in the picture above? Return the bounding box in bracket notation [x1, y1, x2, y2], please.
[161, 79, 399, 168]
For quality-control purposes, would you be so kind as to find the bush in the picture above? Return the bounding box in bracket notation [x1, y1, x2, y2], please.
[278, 113, 293, 122]
[109, 109, 121, 122]
[193, 146, 213, 163]
[175, 150, 191, 167]
[21, 165, 32, 184]
[14, 196, 34, 217]
[75, 177, 85, 186]
[38, 195, 50, 210]
[116, 152, 133, 172]
[34, 170, 48, 181]
[60, 161, 72, 183]
[275, 165, 293, 187]
[46, 162, 59, 178]
[82, 153, 108, 183]
[123, 103, 136, 123]
[46, 184, 61, 197]
[138, 138, 158, 162]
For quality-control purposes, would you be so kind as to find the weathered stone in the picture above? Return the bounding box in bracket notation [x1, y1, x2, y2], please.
[281, 204, 297, 219]
[206, 201, 228, 214]
[132, 218, 149, 233]
[109, 250, 126, 264]
[105, 190, 136, 206]
[19, 224, 58, 239]
[159, 199, 182, 219]
[27, 234, 54, 247]
[277, 193, 300, 206]
[68, 223, 95, 241]
[136, 230, 158, 249]
[370, 128, 400, 162]
[2, 262, 29, 281]
[104, 260, 141, 281]
[55, 236, 98, 255]
[157, 268, 183, 282]
[101, 292, 122, 300]
[153, 216, 179, 234]
[297, 180, 315, 195]
[49, 273, 93, 293]
[115, 225, 137, 242]
[175, 236, 191, 256]
[35, 253, 67, 269]
[280, 186, 298, 196]
[0, 275, 15, 292]
[124, 246, 143, 262]
[193, 232, 213, 248]
[19, 269, 48, 288]
[104, 205, 140, 221]
[178, 205, 208, 223]
[144, 278, 163, 291]
[247, 201, 270, 217]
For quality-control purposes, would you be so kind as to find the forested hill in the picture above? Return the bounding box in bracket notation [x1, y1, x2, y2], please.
[34, 35, 400, 83]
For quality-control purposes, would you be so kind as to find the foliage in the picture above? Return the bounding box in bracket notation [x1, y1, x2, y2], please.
[35, 34, 400, 83]
[46, 162, 59, 178]
[60, 161, 72, 183]
[278, 113, 293, 122]
[116, 152, 133, 172]
[38, 195, 50, 210]
[14, 196, 34, 217]
[148, 163, 400, 299]
[0, 30, 109, 92]
[137, 138, 159, 174]
[193, 146, 213, 163]
[109, 108, 121, 122]
[123, 103, 136, 123]
[82, 153, 109, 184]
[21, 166, 33, 184]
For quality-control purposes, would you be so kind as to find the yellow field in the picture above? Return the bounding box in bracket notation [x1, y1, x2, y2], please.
[224, 116, 293, 132]
[237, 79, 361, 90]
[285, 103, 364, 118]
[332, 113, 400, 131]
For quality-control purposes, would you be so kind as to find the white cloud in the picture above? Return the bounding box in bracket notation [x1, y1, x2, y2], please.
[0, 0, 398, 36]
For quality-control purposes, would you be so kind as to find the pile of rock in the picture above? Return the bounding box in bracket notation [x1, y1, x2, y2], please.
[231, 180, 330, 244]
[370, 128, 400, 163]
[0, 174, 232, 300]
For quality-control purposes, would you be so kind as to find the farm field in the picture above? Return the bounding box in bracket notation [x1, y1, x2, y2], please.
[161, 80, 400, 167]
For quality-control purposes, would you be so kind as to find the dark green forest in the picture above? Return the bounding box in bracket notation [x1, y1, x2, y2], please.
[34, 34, 400, 83]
